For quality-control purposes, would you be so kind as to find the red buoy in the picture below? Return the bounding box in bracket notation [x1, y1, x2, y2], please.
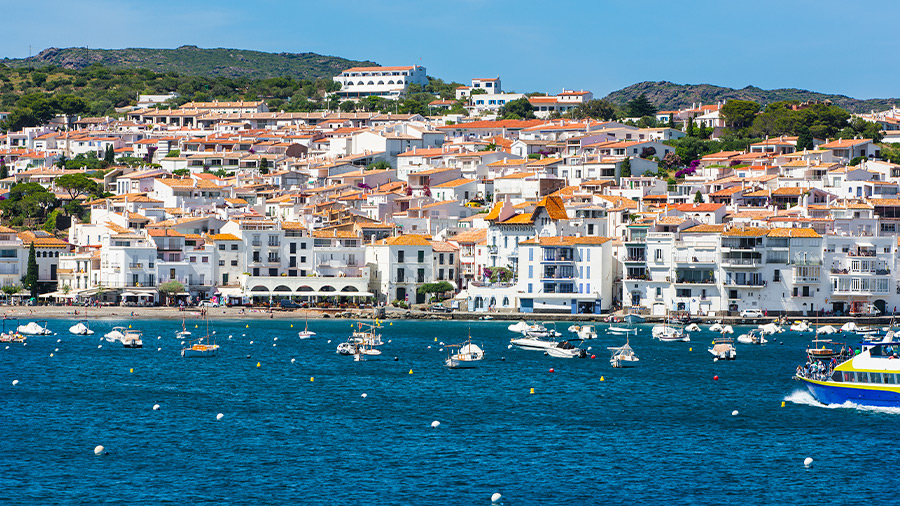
[714, 375, 719, 381]
[549, 368, 555, 373]
[590, 354, 596, 359]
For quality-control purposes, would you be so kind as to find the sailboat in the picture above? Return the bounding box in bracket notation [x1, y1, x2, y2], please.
[445, 331, 485, 368]
[181, 314, 219, 357]
[176, 317, 192, 340]
[297, 310, 316, 338]
[608, 338, 639, 368]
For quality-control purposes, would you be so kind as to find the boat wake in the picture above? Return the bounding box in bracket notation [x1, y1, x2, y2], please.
[784, 390, 900, 415]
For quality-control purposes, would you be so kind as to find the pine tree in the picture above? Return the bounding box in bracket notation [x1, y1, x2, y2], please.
[22, 242, 38, 300]
[259, 158, 269, 175]
[694, 190, 703, 203]
[686, 116, 695, 137]
[667, 115, 675, 129]
[104, 144, 115, 164]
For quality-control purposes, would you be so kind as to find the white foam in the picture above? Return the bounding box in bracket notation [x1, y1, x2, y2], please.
[784, 389, 900, 414]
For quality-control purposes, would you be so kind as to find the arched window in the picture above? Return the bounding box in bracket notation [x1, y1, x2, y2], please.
[502, 296, 510, 306]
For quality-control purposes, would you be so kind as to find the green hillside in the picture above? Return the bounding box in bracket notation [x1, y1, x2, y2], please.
[604, 81, 898, 114]
[0, 46, 377, 80]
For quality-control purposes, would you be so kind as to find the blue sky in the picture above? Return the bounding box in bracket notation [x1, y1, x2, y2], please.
[2, 0, 896, 99]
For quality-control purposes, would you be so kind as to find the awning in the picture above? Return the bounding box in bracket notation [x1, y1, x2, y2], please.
[857, 242, 874, 248]
[40, 291, 76, 299]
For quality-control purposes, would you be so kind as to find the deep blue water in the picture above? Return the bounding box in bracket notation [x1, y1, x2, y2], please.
[1, 318, 895, 505]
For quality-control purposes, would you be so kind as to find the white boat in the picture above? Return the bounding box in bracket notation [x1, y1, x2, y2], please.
[652, 324, 689, 342]
[607, 323, 637, 336]
[708, 337, 737, 360]
[570, 324, 600, 339]
[297, 311, 316, 338]
[336, 342, 354, 355]
[445, 335, 485, 368]
[758, 322, 784, 335]
[789, 320, 812, 332]
[121, 329, 143, 349]
[176, 318, 192, 339]
[816, 325, 837, 335]
[685, 323, 701, 332]
[349, 321, 382, 345]
[479, 315, 494, 320]
[69, 320, 94, 335]
[840, 321, 878, 336]
[508, 321, 530, 333]
[509, 321, 557, 338]
[608, 339, 639, 368]
[181, 317, 219, 357]
[18, 321, 50, 335]
[736, 329, 768, 345]
[104, 326, 126, 343]
[709, 322, 724, 332]
[546, 339, 587, 358]
[510, 336, 558, 350]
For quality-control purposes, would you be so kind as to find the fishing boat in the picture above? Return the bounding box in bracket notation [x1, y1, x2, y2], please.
[795, 334, 900, 407]
[69, 320, 94, 335]
[608, 339, 639, 368]
[18, 320, 50, 335]
[569, 324, 599, 339]
[104, 326, 126, 343]
[708, 337, 737, 360]
[349, 321, 382, 346]
[546, 339, 587, 358]
[736, 329, 767, 345]
[805, 338, 843, 361]
[297, 311, 316, 339]
[652, 323, 689, 342]
[445, 334, 485, 368]
[181, 316, 219, 357]
[121, 329, 143, 349]
[623, 314, 645, 324]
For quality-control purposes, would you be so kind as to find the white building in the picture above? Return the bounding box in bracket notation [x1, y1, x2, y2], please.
[333, 65, 428, 100]
[365, 234, 434, 304]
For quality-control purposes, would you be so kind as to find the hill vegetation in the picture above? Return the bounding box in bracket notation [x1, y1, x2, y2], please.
[1, 46, 376, 80]
[604, 81, 898, 114]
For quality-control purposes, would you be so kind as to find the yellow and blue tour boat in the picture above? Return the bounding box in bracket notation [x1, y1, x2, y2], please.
[796, 334, 900, 407]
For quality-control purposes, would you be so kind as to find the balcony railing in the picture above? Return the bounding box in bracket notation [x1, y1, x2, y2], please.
[676, 278, 716, 285]
[724, 280, 766, 287]
[624, 256, 646, 262]
[721, 257, 760, 267]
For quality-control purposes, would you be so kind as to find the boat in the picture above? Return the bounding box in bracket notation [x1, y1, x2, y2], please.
[509, 321, 556, 338]
[121, 329, 143, 349]
[349, 321, 383, 346]
[338, 341, 381, 358]
[708, 337, 737, 360]
[478, 315, 494, 320]
[297, 311, 316, 339]
[805, 339, 844, 361]
[181, 315, 219, 357]
[721, 325, 734, 334]
[445, 334, 485, 368]
[0, 332, 25, 343]
[336, 342, 354, 355]
[795, 334, 900, 407]
[176, 318, 192, 340]
[736, 329, 767, 345]
[608, 339, 639, 368]
[18, 320, 50, 335]
[546, 339, 587, 358]
[709, 322, 724, 332]
[623, 314, 646, 324]
[685, 323, 701, 332]
[840, 321, 878, 337]
[104, 326, 126, 343]
[758, 322, 784, 335]
[570, 324, 600, 339]
[816, 325, 837, 335]
[652, 323, 689, 342]
[69, 320, 94, 335]
[789, 320, 812, 332]
[510, 335, 558, 350]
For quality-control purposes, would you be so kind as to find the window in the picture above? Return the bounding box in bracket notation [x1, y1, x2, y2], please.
[231, 244, 238, 251]
[301, 242, 307, 250]
[528, 266, 533, 278]
[528, 283, 533, 293]
[396, 268, 404, 282]
[655, 249, 663, 261]
[439, 253, 445, 265]
[202, 257, 208, 263]
[290, 243, 297, 254]
[529, 249, 533, 261]
[417, 268, 425, 283]
[418, 250, 424, 263]
[656, 287, 662, 297]
[300, 256, 306, 263]
[219, 260, 225, 266]
[773, 270, 780, 282]
[398, 251, 405, 263]
[231, 260, 238, 266]
[218, 244, 226, 251]
[438, 269, 444, 280]
[449, 269, 454, 279]
[269, 268, 277, 276]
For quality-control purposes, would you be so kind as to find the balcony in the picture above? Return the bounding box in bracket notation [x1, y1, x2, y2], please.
[542, 254, 575, 263]
[128, 263, 143, 269]
[676, 278, 717, 285]
[831, 268, 891, 276]
[724, 280, 766, 288]
[623, 256, 646, 263]
[793, 276, 820, 284]
[721, 257, 761, 268]
[674, 254, 717, 264]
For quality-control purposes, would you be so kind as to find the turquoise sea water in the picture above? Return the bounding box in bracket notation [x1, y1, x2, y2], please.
[1, 319, 895, 505]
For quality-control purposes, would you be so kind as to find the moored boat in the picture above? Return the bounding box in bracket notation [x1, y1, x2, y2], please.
[608, 339, 639, 368]
[18, 320, 50, 335]
[736, 329, 767, 345]
[69, 320, 94, 335]
[709, 337, 737, 360]
[445, 334, 485, 368]
[546, 339, 587, 358]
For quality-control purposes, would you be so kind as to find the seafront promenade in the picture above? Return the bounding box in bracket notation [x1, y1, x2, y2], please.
[4, 304, 895, 326]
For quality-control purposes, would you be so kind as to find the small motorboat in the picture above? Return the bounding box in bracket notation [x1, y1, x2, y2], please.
[104, 327, 126, 343]
[709, 337, 737, 360]
[623, 314, 646, 324]
[608, 339, 639, 368]
[445, 336, 485, 368]
[758, 322, 784, 335]
[721, 325, 734, 334]
[546, 339, 587, 358]
[121, 330, 143, 349]
[685, 323, 701, 332]
[510, 336, 558, 350]
[69, 320, 94, 335]
[571, 325, 599, 339]
[736, 329, 767, 345]
[18, 321, 51, 335]
[479, 315, 494, 320]
[789, 320, 812, 332]
[816, 325, 837, 335]
[0, 332, 26, 343]
[709, 322, 724, 332]
[336, 342, 354, 355]
[181, 341, 219, 357]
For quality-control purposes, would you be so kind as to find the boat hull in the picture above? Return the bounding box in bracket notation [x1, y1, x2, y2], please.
[799, 376, 900, 407]
[510, 338, 556, 350]
[182, 347, 219, 357]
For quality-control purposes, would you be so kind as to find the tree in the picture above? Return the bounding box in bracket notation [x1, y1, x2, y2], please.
[686, 116, 696, 137]
[626, 94, 657, 117]
[620, 157, 631, 178]
[158, 280, 184, 305]
[498, 98, 535, 120]
[172, 168, 190, 177]
[796, 126, 814, 151]
[668, 115, 676, 129]
[22, 243, 38, 300]
[570, 99, 617, 121]
[103, 144, 115, 164]
[42, 209, 61, 233]
[721, 100, 760, 130]
[55, 173, 101, 200]
[1, 284, 22, 298]
[259, 157, 269, 175]
[0, 157, 6, 180]
[416, 281, 454, 302]
[367, 160, 391, 171]
[694, 190, 703, 204]
[662, 152, 682, 170]
[639, 147, 656, 159]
